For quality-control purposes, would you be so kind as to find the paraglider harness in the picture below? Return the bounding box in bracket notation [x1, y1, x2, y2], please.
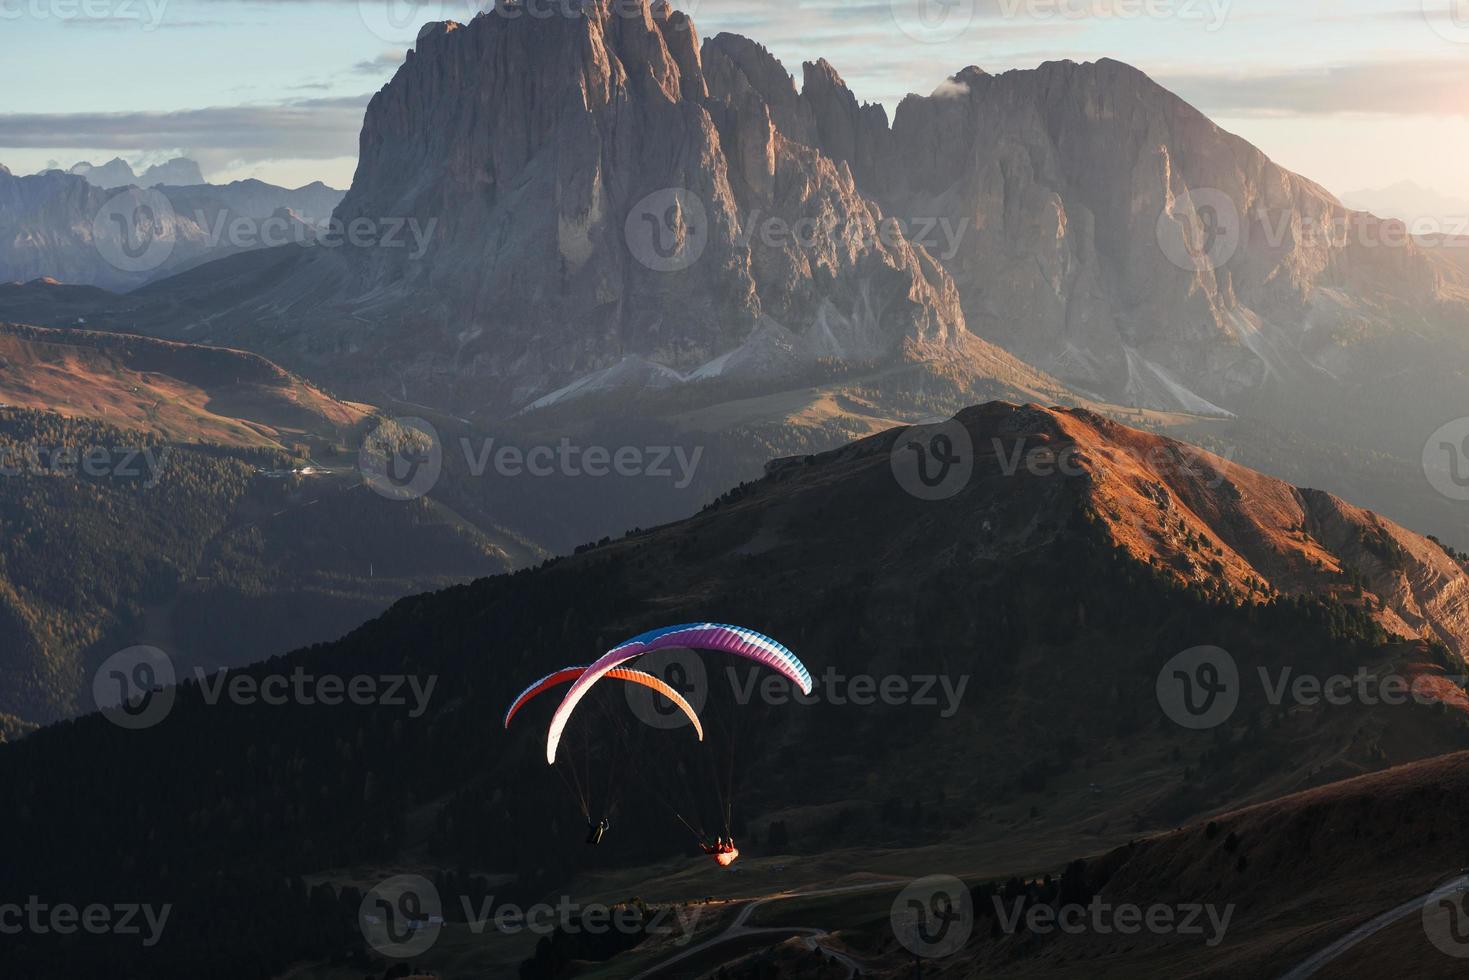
[587, 817, 609, 845]
[701, 837, 739, 865]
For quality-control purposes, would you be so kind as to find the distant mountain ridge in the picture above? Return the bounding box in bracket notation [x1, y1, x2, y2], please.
[66, 156, 206, 188]
[1341, 179, 1469, 227]
[0, 168, 346, 290]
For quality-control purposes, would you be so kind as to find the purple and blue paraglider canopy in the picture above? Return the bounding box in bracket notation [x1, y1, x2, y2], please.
[545, 623, 811, 764]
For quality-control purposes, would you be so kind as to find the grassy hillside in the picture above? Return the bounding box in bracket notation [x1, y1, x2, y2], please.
[0, 321, 371, 451]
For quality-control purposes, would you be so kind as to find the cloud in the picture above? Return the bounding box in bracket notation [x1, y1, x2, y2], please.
[1158, 59, 1469, 117]
[0, 95, 372, 163]
[929, 77, 972, 99]
[352, 51, 406, 74]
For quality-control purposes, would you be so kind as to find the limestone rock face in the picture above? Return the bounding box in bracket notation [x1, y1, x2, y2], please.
[829, 58, 1460, 415]
[66, 6, 1469, 428]
[328, 22, 1467, 416]
[297, 3, 974, 408]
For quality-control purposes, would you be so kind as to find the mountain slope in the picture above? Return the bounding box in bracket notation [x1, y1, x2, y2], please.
[946, 750, 1469, 979]
[3, 403, 1469, 977]
[0, 407, 527, 725]
[0, 330, 548, 725]
[0, 321, 370, 450]
[792, 57, 1468, 427]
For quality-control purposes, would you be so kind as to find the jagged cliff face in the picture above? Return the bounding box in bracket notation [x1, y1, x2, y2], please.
[34, 2, 1469, 432]
[802, 58, 1461, 416]
[327, 6, 970, 407]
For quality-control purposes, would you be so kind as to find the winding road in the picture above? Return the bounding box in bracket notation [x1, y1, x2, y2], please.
[635, 880, 901, 979]
[1278, 875, 1469, 979]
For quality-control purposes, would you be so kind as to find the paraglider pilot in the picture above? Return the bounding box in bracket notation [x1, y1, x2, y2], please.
[587, 817, 609, 845]
[701, 837, 739, 865]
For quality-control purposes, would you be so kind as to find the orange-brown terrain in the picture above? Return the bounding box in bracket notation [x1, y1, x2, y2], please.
[0, 321, 371, 450]
[1042, 407, 1469, 660]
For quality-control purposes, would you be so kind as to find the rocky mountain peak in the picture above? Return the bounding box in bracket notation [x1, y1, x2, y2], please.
[68, 157, 136, 188]
[48, 14, 1469, 441]
[316, 9, 978, 412]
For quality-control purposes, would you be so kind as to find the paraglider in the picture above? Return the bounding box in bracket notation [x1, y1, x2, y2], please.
[701, 837, 740, 866]
[505, 623, 810, 866]
[504, 665, 705, 742]
[544, 623, 812, 765]
[505, 665, 704, 847]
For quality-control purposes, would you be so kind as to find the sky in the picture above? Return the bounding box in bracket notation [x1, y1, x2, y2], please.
[0, 0, 1466, 201]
